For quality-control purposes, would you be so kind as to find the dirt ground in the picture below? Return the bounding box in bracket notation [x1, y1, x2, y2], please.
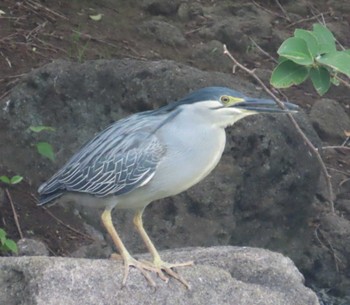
[0, 0, 350, 302]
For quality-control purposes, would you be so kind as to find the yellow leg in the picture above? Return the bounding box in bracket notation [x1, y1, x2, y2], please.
[101, 209, 159, 287]
[133, 208, 193, 288]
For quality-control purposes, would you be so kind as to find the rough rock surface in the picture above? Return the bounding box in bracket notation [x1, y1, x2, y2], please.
[309, 98, 350, 143]
[17, 238, 49, 257]
[0, 246, 320, 305]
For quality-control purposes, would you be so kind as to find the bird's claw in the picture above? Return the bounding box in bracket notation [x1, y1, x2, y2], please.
[140, 258, 194, 289]
[111, 253, 193, 289]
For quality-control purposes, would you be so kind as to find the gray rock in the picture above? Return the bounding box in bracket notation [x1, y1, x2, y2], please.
[191, 40, 231, 71]
[309, 98, 350, 143]
[198, 4, 274, 52]
[0, 246, 320, 305]
[138, 20, 187, 47]
[328, 0, 350, 13]
[142, 0, 181, 16]
[17, 238, 49, 256]
[70, 240, 113, 259]
[177, 2, 204, 21]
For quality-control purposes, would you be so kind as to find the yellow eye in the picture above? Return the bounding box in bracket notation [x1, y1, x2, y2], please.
[220, 96, 230, 104]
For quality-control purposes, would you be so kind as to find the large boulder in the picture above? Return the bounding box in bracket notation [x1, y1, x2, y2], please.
[0, 246, 320, 305]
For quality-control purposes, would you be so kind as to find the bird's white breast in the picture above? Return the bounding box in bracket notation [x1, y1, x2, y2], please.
[148, 112, 226, 198]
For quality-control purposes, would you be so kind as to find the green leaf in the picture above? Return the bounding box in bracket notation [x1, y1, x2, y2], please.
[309, 67, 331, 95]
[312, 23, 336, 54]
[4, 239, 18, 253]
[277, 37, 313, 65]
[270, 60, 309, 88]
[36, 142, 55, 161]
[0, 229, 6, 244]
[10, 176, 23, 185]
[278, 56, 289, 63]
[294, 29, 318, 57]
[0, 176, 11, 184]
[29, 126, 55, 133]
[316, 50, 350, 78]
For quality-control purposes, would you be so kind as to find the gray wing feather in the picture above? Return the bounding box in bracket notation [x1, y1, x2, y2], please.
[38, 112, 167, 199]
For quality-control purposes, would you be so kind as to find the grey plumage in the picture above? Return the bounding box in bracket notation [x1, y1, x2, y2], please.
[38, 110, 169, 205]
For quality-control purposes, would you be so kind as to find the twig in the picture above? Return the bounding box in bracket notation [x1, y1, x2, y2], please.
[25, 21, 47, 41]
[42, 207, 94, 241]
[251, 0, 286, 20]
[339, 178, 350, 187]
[315, 226, 342, 272]
[5, 188, 24, 239]
[249, 37, 278, 63]
[333, 75, 350, 88]
[322, 146, 350, 150]
[287, 12, 331, 28]
[0, 51, 12, 68]
[326, 167, 350, 177]
[341, 136, 350, 146]
[274, 0, 290, 21]
[26, 0, 68, 21]
[223, 44, 335, 212]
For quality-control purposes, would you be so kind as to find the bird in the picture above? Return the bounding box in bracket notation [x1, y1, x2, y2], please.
[38, 86, 298, 288]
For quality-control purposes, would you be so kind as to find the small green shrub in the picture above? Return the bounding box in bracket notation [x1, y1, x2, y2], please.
[0, 175, 23, 185]
[0, 228, 18, 254]
[270, 23, 350, 95]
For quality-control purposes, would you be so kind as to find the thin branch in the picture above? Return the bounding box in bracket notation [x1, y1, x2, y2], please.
[251, 0, 287, 20]
[274, 0, 290, 21]
[326, 167, 350, 177]
[42, 207, 94, 241]
[5, 188, 24, 239]
[249, 37, 278, 63]
[286, 11, 331, 28]
[341, 136, 350, 146]
[26, 0, 68, 21]
[322, 146, 350, 150]
[315, 225, 341, 272]
[339, 178, 350, 187]
[334, 75, 350, 88]
[223, 44, 335, 213]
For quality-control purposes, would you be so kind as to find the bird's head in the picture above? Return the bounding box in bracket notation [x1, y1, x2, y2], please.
[172, 87, 299, 128]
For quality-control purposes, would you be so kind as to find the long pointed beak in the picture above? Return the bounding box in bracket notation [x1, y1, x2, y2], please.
[232, 97, 299, 113]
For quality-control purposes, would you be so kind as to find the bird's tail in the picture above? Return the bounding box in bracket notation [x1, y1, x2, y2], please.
[37, 190, 64, 206]
[37, 180, 65, 206]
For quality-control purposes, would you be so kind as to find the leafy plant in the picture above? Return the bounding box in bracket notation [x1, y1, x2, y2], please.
[0, 175, 23, 185]
[0, 228, 18, 254]
[29, 125, 56, 162]
[270, 23, 350, 95]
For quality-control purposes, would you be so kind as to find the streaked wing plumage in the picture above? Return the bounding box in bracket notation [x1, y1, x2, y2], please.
[38, 112, 168, 204]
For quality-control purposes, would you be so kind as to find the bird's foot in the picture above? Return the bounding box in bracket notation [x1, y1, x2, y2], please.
[111, 253, 193, 288]
[140, 257, 194, 289]
[111, 253, 159, 287]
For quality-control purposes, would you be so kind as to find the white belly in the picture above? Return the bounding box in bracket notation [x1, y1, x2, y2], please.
[147, 123, 226, 198]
